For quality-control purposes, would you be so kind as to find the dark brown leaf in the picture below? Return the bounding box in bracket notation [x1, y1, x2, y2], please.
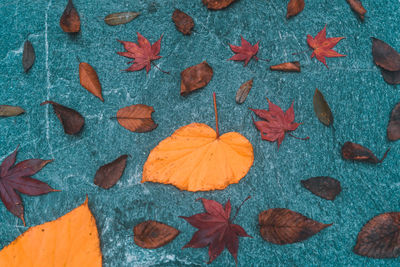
[381, 68, 400, 85]
[41, 101, 85, 135]
[287, 0, 305, 19]
[134, 220, 179, 249]
[388, 102, 400, 141]
[0, 105, 25, 117]
[372, 38, 400, 72]
[346, 0, 367, 20]
[172, 9, 194, 35]
[270, 61, 301, 72]
[301, 176, 341, 200]
[235, 78, 253, 104]
[115, 104, 157, 133]
[341, 142, 390, 163]
[202, 0, 235, 10]
[104, 12, 140, 26]
[354, 212, 400, 258]
[94, 155, 128, 189]
[22, 40, 35, 72]
[313, 88, 333, 126]
[60, 0, 80, 33]
[259, 208, 332, 244]
[180, 61, 213, 96]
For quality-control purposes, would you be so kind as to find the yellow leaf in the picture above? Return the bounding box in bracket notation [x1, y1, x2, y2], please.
[0, 197, 102, 267]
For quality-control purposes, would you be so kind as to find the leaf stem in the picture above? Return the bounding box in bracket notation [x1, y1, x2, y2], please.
[254, 56, 271, 62]
[291, 48, 312, 56]
[213, 92, 219, 138]
[288, 133, 310, 141]
[151, 61, 170, 75]
[232, 196, 251, 222]
[378, 148, 391, 163]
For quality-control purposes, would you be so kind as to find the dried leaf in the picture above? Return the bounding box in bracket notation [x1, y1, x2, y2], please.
[354, 212, 400, 258]
[116, 104, 157, 133]
[180, 61, 213, 96]
[172, 9, 194, 35]
[79, 62, 104, 101]
[22, 40, 35, 72]
[0, 105, 25, 117]
[41, 101, 85, 135]
[134, 220, 179, 249]
[270, 61, 300, 72]
[235, 79, 253, 104]
[60, 0, 80, 33]
[259, 208, 332, 244]
[346, 0, 367, 20]
[287, 0, 305, 19]
[341, 142, 390, 163]
[202, 0, 235, 10]
[313, 88, 333, 126]
[387, 102, 400, 141]
[0, 197, 102, 266]
[229, 36, 260, 66]
[94, 155, 128, 189]
[381, 69, 400, 85]
[371, 38, 400, 72]
[104, 12, 140, 26]
[301, 176, 341, 200]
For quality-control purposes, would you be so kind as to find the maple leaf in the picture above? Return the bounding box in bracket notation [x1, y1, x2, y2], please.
[250, 99, 309, 148]
[228, 36, 260, 66]
[180, 197, 252, 265]
[307, 25, 346, 68]
[0, 146, 57, 225]
[117, 32, 163, 73]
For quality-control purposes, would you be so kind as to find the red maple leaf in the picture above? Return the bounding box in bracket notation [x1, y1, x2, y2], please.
[250, 99, 309, 148]
[180, 197, 252, 265]
[228, 36, 260, 66]
[307, 25, 346, 68]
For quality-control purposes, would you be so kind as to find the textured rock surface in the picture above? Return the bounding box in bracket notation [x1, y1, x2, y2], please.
[0, 0, 400, 266]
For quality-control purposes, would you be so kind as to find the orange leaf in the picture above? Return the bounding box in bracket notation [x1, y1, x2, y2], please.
[116, 104, 157, 133]
[0, 197, 102, 267]
[79, 62, 104, 101]
[286, 0, 305, 19]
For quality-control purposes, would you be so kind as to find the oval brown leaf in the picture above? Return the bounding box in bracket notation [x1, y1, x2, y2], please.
[172, 9, 194, 35]
[41, 101, 84, 135]
[134, 220, 179, 249]
[180, 61, 213, 96]
[259, 208, 332, 244]
[372, 38, 400, 72]
[270, 61, 301, 72]
[287, 0, 305, 19]
[354, 212, 400, 258]
[301, 176, 341, 200]
[79, 62, 103, 102]
[94, 155, 127, 189]
[104, 12, 140, 26]
[346, 0, 367, 20]
[313, 88, 333, 126]
[0, 105, 25, 117]
[22, 40, 35, 73]
[116, 104, 157, 133]
[388, 102, 400, 141]
[202, 0, 235, 10]
[235, 79, 253, 104]
[60, 0, 80, 33]
[381, 68, 400, 85]
[341, 142, 390, 164]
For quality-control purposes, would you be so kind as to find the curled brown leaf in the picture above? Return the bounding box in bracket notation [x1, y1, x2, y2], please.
[346, 0, 367, 20]
[180, 61, 213, 96]
[341, 142, 390, 164]
[94, 155, 128, 189]
[270, 61, 301, 72]
[134, 220, 179, 249]
[115, 104, 157, 133]
[172, 9, 194, 35]
[60, 0, 80, 33]
[388, 102, 400, 141]
[287, 0, 305, 19]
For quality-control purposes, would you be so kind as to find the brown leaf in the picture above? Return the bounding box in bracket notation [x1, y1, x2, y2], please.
[270, 61, 301, 72]
[346, 0, 367, 20]
[313, 88, 333, 126]
[259, 208, 332, 244]
[79, 62, 103, 102]
[116, 104, 157, 133]
[202, 0, 235, 10]
[354, 212, 400, 258]
[388, 102, 400, 141]
[235, 79, 253, 104]
[301, 176, 341, 200]
[341, 142, 390, 164]
[180, 61, 213, 96]
[0, 105, 25, 117]
[94, 155, 128, 189]
[41, 101, 85, 135]
[60, 0, 80, 33]
[172, 9, 194, 35]
[287, 0, 305, 19]
[133, 220, 179, 249]
[371, 38, 400, 72]
[22, 40, 35, 73]
[381, 69, 400, 85]
[104, 12, 140, 26]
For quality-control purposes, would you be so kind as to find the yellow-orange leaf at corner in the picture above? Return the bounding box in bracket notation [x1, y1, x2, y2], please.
[0, 197, 102, 267]
[142, 122, 254, 191]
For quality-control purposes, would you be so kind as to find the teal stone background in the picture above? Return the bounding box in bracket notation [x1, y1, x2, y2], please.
[0, 0, 399, 266]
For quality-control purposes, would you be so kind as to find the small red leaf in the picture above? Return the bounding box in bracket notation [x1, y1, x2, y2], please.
[228, 36, 260, 66]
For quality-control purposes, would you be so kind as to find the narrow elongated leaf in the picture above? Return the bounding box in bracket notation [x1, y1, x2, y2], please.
[79, 62, 103, 101]
[287, 0, 305, 19]
[371, 38, 400, 72]
[235, 79, 253, 104]
[313, 88, 333, 126]
[0, 105, 25, 117]
[22, 40, 35, 72]
[94, 155, 128, 189]
[346, 0, 367, 20]
[104, 12, 139, 26]
[134, 220, 179, 249]
[115, 104, 157, 133]
[388, 102, 400, 141]
[60, 0, 80, 33]
[301, 176, 341, 200]
[180, 61, 213, 96]
[341, 142, 390, 163]
[172, 9, 194, 35]
[270, 61, 301, 72]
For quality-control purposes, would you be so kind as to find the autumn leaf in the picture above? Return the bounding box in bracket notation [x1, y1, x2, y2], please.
[22, 40, 35, 73]
[287, 0, 305, 19]
[134, 220, 179, 249]
[94, 155, 128, 189]
[228, 36, 260, 66]
[0, 197, 102, 266]
[0, 105, 25, 117]
[270, 61, 301, 72]
[79, 62, 104, 102]
[341, 142, 390, 164]
[115, 104, 157, 133]
[346, 0, 367, 20]
[388, 101, 400, 141]
[301, 176, 341, 200]
[371, 37, 400, 84]
[104, 12, 140, 26]
[60, 0, 80, 33]
[172, 9, 194, 35]
[180, 197, 252, 265]
[180, 61, 213, 96]
[313, 88, 333, 126]
[307, 25, 346, 68]
[235, 78, 253, 104]
[202, 0, 235, 10]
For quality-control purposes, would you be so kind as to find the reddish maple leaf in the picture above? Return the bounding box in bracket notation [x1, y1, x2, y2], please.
[180, 197, 252, 265]
[250, 99, 309, 148]
[0, 146, 57, 225]
[228, 36, 260, 66]
[307, 25, 346, 68]
[117, 32, 163, 73]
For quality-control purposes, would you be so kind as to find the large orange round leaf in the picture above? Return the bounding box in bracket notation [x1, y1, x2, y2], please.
[0, 197, 102, 267]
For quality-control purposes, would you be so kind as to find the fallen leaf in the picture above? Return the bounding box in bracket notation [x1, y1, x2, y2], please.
[235, 78, 253, 104]
[41, 101, 85, 135]
[60, 0, 80, 33]
[371, 37, 400, 72]
[354, 212, 400, 258]
[313, 88, 333, 126]
[0, 105, 25, 117]
[301, 176, 341, 200]
[0, 146, 56, 225]
[228, 36, 260, 66]
[180, 61, 213, 96]
[134, 220, 179, 249]
[172, 9, 194, 35]
[381, 68, 400, 85]
[115, 104, 157, 133]
[307, 25, 346, 68]
[0, 197, 102, 266]
[388, 102, 400, 141]
[180, 197, 252, 264]
[142, 93, 253, 191]
[346, 0, 367, 20]
[94, 155, 128, 189]
[270, 61, 301, 72]
[104, 11, 140, 26]
[79, 62, 104, 102]
[341, 142, 390, 163]
[202, 0, 235, 10]
[259, 208, 332, 244]
[287, 0, 305, 19]
[22, 40, 35, 72]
